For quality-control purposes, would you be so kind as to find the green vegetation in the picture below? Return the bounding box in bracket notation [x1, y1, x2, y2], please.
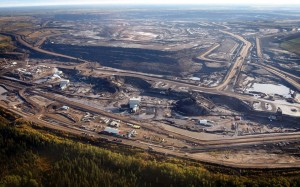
[280, 37, 300, 55]
[0, 35, 16, 52]
[0, 107, 300, 187]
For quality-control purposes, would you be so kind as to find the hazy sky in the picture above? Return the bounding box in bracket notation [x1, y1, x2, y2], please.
[1, 0, 300, 7]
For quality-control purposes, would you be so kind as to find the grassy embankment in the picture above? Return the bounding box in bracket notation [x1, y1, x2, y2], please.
[0, 107, 300, 187]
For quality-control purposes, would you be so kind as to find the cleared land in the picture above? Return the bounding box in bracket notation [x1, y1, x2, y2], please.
[0, 34, 15, 52]
[280, 37, 300, 55]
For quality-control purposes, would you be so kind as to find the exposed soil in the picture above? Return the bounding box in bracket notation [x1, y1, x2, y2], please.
[202, 93, 252, 113]
[61, 68, 118, 93]
[119, 76, 151, 90]
[174, 97, 210, 116]
[42, 43, 181, 75]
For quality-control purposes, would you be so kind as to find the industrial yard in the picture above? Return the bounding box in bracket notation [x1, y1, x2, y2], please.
[0, 6, 300, 170]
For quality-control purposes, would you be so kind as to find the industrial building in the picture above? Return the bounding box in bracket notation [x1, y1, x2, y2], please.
[60, 79, 70, 90]
[60, 105, 69, 110]
[109, 121, 121, 128]
[129, 97, 141, 113]
[102, 127, 121, 135]
[198, 119, 214, 127]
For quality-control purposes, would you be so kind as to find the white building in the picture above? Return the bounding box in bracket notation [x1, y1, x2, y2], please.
[198, 119, 214, 127]
[109, 121, 120, 128]
[60, 79, 70, 90]
[103, 127, 120, 135]
[51, 74, 61, 80]
[129, 97, 141, 112]
[53, 68, 63, 76]
[61, 105, 69, 110]
[189, 77, 200, 81]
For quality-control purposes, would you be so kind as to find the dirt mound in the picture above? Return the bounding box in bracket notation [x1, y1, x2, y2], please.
[174, 97, 209, 116]
[61, 68, 119, 93]
[120, 76, 151, 90]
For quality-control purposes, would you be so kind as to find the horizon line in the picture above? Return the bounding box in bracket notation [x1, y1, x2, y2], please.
[1, 3, 300, 8]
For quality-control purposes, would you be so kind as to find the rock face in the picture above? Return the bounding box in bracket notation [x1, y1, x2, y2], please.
[174, 97, 210, 116]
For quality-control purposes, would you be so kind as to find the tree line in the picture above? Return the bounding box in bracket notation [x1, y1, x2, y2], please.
[0, 107, 299, 187]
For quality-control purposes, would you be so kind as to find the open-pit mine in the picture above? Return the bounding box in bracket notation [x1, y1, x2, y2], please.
[0, 6, 300, 170]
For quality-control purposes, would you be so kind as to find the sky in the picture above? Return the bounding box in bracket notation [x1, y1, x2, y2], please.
[1, 0, 300, 7]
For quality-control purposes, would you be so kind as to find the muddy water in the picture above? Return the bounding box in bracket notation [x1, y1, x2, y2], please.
[247, 83, 292, 98]
[0, 86, 7, 94]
